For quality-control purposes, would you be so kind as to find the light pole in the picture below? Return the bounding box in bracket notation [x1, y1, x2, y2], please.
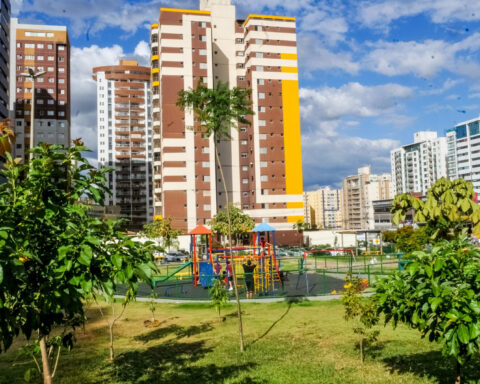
[21, 68, 46, 161]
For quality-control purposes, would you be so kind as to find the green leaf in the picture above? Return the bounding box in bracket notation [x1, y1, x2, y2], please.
[470, 301, 480, 314]
[0, 231, 7, 239]
[458, 324, 470, 344]
[430, 297, 442, 311]
[0, 265, 3, 284]
[469, 322, 480, 339]
[78, 244, 93, 266]
[111, 253, 122, 269]
[58, 245, 71, 260]
[412, 311, 419, 325]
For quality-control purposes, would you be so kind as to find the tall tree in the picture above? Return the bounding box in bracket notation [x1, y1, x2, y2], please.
[143, 217, 182, 251]
[209, 205, 255, 245]
[177, 80, 254, 352]
[0, 143, 157, 383]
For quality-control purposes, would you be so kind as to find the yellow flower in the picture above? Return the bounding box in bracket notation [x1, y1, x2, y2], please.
[331, 290, 337, 294]
[19, 256, 28, 263]
[344, 283, 352, 289]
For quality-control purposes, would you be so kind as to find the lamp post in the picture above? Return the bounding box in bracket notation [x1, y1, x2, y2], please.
[21, 68, 46, 161]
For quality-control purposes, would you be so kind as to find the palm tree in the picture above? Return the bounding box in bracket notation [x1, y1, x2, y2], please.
[177, 80, 253, 351]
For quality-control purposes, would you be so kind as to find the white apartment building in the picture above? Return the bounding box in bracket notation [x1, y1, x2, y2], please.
[93, 60, 153, 231]
[391, 131, 447, 195]
[446, 117, 480, 192]
[306, 187, 343, 229]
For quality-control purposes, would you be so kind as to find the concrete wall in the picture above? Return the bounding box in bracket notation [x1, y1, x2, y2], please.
[304, 230, 356, 247]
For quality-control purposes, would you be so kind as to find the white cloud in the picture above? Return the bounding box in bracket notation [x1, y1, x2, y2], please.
[298, 33, 359, 74]
[300, 82, 413, 122]
[363, 33, 480, 79]
[133, 40, 151, 66]
[300, 11, 348, 46]
[358, 0, 480, 29]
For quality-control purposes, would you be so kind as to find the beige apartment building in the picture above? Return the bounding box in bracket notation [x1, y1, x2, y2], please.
[343, 166, 393, 230]
[9, 18, 70, 161]
[306, 187, 343, 229]
[150, 0, 304, 240]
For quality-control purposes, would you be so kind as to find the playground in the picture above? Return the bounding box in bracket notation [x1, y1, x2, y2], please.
[126, 223, 404, 300]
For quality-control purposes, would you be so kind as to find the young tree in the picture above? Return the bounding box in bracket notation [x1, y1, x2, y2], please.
[391, 178, 480, 239]
[0, 143, 157, 383]
[177, 80, 254, 352]
[143, 217, 182, 251]
[209, 205, 255, 245]
[381, 225, 429, 254]
[209, 278, 229, 321]
[375, 238, 480, 384]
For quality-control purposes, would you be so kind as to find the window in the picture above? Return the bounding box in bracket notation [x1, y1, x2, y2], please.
[47, 67, 54, 71]
[255, 39, 263, 44]
[47, 44, 53, 49]
[60, 90, 65, 94]
[202, 161, 210, 167]
[25, 55, 35, 60]
[47, 111, 54, 116]
[16, 43, 21, 48]
[58, 67, 65, 73]
[261, 175, 268, 182]
[199, 62, 208, 69]
[59, 79, 65, 84]
[59, 100, 65, 105]
[242, 192, 248, 197]
[242, 178, 248, 184]
[256, 52, 263, 58]
[257, 65, 264, 72]
[199, 35, 207, 42]
[241, 152, 247, 158]
[258, 106, 265, 112]
[260, 148, 267, 154]
[47, 56, 54, 61]
[258, 120, 266, 126]
[260, 161, 267, 168]
[58, 57, 65, 62]
[16, 55, 22, 60]
[199, 49, 207, 55]
[258, 79, 264, 85]
[237, 51, 244, 56]
[203, 204, 211, 211]
[25, 31, 46, 37]
[240, 127, 247, 132]
[37, 56, 44, 60]
[203, 176, 210, 182]
[25, 43, 35, 48]
[242, 166, 248, 171]
[259, 134, 267, 140]
[47, 89, 54, 94]
[201, 146, 210, 153]
[241, 140, 247, 145]
[48, 78, 54, 83]
[37, 44, 44, 49]
[58, 45, 65, 51]
[59, 112, 65, 117]
[259, 93, 265, 99]
[255, 26, 262, 31]
[37, 99, 44, 104]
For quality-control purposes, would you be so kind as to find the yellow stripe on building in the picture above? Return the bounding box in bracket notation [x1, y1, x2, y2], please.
[152, 68, 159, 74]
[243, 14, 295, 26]
[281, 66, 298, 73]
[161, 8, 211, 15]
[152, 81, 160, 87]
[282, 79, 304, 223]
[151, 23, 159, 29]
[151, 55, 159, 62]
[287, 216, 304, 223]
[280, 53, 297, 60]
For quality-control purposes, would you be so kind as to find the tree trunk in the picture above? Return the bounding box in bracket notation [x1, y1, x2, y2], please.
[215, 146, 244, 352]
[39, 336, 52, 384]
[455, 361, 461, 384]
[108, 301, 128, 362]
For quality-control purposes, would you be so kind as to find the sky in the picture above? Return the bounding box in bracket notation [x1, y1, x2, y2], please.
[12, 0, 480, 190]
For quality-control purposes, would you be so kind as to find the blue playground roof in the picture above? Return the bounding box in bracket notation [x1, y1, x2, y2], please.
[251, 222, 276, 232]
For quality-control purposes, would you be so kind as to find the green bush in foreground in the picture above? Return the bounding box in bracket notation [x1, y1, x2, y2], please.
[375, 238, 480, 384]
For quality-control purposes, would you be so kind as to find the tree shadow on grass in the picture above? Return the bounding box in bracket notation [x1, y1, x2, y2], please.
[383, 350, 480, 384]
[95, 339, 257, 384]
[134, 322, 214, 344]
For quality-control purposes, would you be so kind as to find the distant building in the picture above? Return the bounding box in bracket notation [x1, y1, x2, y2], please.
[306, 187, 343, 229]
[391, 131, 447, 196]
[92, 60, 153, 231]
[10, 18, 70, 161]
[0, 0, 9, 121]
[343, 166, 393, 230]
[446, 117, 480, 192]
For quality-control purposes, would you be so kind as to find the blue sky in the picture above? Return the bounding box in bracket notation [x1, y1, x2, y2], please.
[13, 0, 480, 190]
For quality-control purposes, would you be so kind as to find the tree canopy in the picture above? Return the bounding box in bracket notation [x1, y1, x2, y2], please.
[142, 217, 182, 250]
[209, 205, 254, 245]
[391, 178, 480, 240]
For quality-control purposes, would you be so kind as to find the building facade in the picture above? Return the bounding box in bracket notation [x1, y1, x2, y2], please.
[391, 131, 447, 196]
[343, 166, 393, 230]
[151, 0, 304, 236]
[446, 117, 480, 192]
[9, 18, 70, 161]
[306, 187, 343, 229]
[93, 60, 153, 231]
[0, 0, 9, 121]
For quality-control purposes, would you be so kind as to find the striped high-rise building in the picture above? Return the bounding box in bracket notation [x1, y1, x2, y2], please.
[151, 0, 304, 241]
[93, 60, 153, 231]
[9, 18, 70, 161]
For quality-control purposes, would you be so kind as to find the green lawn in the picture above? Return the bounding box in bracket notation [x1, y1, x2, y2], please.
[0, 299, 478, 384]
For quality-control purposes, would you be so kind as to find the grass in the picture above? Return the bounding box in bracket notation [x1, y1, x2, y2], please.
[0, 299, 479, 384]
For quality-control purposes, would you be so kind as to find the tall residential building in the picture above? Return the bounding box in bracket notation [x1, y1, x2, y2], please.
[9, 18, 70, 161]
[306, 187, 343, 229]
[446, 117, 480, 192]
[391, 131, 447, 196]
[343, 166, 393, 230]
[151, 0, 304, 237]
[93, 60, 153, 231]
[0, 0, 9, 120]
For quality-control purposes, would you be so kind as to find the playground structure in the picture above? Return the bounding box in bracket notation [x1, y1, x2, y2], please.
[147, 226, 406, 300]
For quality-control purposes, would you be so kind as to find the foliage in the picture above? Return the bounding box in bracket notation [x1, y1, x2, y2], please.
[209, 278, 229, 320]
[177, 79, 254, 352]
[143, 217, 181, 250]
[209, 205, 255, 244]
[293, 220, 307, 233]
[391, 178, 480, 239]
[0, 119, 14, 158]
[375, 238, 480, 382]
[381, 225, 430, 254]
[0, 143, 158, 381]
[342, 272, 379, 362]
[148, 290, 158, 322]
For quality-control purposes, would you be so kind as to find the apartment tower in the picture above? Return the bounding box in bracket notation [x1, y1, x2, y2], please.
[9, 18, 70, 161]
[151, 0, 304, 240]
[0, 0, 9, 120]
[391, 131, 447, 196]
[306, 187, 343, 229]
[93, 60, 153, 231]
[446, 117, 480, 192]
